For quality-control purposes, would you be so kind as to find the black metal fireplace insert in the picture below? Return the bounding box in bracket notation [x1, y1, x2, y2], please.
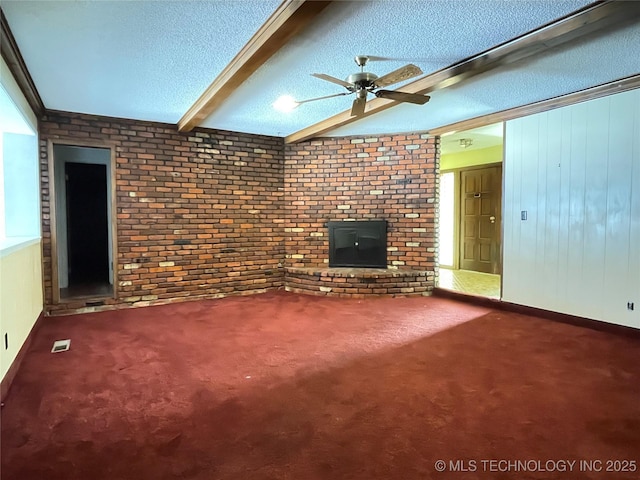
[328, 220, 387, 268]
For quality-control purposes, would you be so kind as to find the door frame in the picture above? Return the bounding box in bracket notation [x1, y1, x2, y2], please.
[48, 138, 118, 303]
[441, 161, 503, 272]
[438, 170, 461, 269]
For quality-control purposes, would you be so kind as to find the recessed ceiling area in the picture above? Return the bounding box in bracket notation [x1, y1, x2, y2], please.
[441, 123, 503, 155]
[2, 1, 639, 139]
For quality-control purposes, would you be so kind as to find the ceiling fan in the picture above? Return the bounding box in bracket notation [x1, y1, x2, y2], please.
[303, 55, 431, 116]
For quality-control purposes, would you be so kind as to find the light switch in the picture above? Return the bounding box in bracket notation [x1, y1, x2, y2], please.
[521, 211, 527, 220]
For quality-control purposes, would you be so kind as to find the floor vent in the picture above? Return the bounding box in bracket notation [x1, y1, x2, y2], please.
[51, 339, 71, 353]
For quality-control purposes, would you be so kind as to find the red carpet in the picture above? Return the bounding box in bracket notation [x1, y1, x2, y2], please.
[2, 292, 639, 479]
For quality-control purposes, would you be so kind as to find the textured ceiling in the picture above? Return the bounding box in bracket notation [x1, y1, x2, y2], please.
[329, 19, 640, 137]
[3, 0, 638, 139]
[2, 0, 281, 123]
[200, 0, 594, 135]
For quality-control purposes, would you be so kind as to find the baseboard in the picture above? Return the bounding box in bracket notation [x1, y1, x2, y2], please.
[46, 286, 284, 316]
[432, 288, 502, 308]
[1, 310, 45, 403]
[432, 288, 640, 339]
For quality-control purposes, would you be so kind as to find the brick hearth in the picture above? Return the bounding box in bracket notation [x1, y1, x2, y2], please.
[285, 267, 435, 298]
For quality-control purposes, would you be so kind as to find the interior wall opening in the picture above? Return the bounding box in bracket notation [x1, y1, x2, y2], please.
[52, 144, 114, 301]
[437, 123, 503, 299]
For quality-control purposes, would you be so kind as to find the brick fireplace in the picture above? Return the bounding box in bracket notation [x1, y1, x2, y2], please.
[284, 133, 439, 297]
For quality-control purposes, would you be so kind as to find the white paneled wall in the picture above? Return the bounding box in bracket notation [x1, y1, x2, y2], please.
[503, 89, 640, 329]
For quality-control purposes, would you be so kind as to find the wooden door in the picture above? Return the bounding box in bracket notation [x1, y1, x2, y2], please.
[460, 165, 502, 274]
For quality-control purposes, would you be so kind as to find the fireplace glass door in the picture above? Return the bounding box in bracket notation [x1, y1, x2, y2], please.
[328, 220, 387, 268]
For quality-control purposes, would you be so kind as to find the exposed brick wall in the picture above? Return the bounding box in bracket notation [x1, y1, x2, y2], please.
[39, 112, 285, 313]
[284, 134, 439, 276]
[38, 112, 440, 311]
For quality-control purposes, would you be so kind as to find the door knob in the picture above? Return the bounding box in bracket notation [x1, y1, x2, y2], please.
[489, 216, 496, 223]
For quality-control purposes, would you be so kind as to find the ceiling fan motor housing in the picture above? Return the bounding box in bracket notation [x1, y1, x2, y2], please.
[346, 72, 379, 91]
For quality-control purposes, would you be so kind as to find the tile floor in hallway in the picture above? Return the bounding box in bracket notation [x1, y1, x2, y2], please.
[438, 268, 501, 299]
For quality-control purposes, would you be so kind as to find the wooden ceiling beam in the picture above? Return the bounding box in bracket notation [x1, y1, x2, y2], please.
[429, 74, 640, 137]
[285, 0, 640, 144]
[178, 0, 332, 132]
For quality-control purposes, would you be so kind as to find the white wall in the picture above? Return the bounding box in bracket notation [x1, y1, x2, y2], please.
[1, 242, 43, 380]
[503, 89, 640, 329]
[0, 57, 43, 384]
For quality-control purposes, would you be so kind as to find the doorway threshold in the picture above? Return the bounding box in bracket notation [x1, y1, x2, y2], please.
[433, 286, 502, 308]
[438, 268, 501, 299]
[60, 282, 113, 301]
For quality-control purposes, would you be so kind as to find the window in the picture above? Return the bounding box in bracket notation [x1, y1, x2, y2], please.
[0, 78, 40, 251]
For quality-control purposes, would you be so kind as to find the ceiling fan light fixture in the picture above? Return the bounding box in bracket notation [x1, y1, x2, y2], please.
[273, 95, 300, 113]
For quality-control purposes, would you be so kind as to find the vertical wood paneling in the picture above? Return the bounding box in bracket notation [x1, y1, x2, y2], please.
[516, 115, 540, 305]
[534, 112, 548, 302]
[564, 102, 588, 316]
[541, 110, 561, 309]
[627, 91, 640, 329]
[503, 89, 640, 328]
[555, 106, 574, 310]
[502, 121, 518, 300]
[603, 93, 634, 326]
[502, 119, 519, 302]
[579, 98, 609, 319]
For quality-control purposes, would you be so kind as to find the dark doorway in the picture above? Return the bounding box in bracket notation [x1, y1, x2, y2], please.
[64, 162, 110, 295]
[459, 165, 502, 274]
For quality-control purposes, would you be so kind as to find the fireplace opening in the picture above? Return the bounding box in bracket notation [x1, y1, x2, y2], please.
[328, 220, 387, 268]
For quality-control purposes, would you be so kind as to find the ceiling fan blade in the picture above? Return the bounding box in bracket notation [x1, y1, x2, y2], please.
[363, 55, 394, 62]
[311, 73, 353, 89]
[365, 55, 450, 63]
[351, 96, 367, 116]
[375, 90, 431, 105]
[373, 64, 423, 88]
[297, 91, 352, 105]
